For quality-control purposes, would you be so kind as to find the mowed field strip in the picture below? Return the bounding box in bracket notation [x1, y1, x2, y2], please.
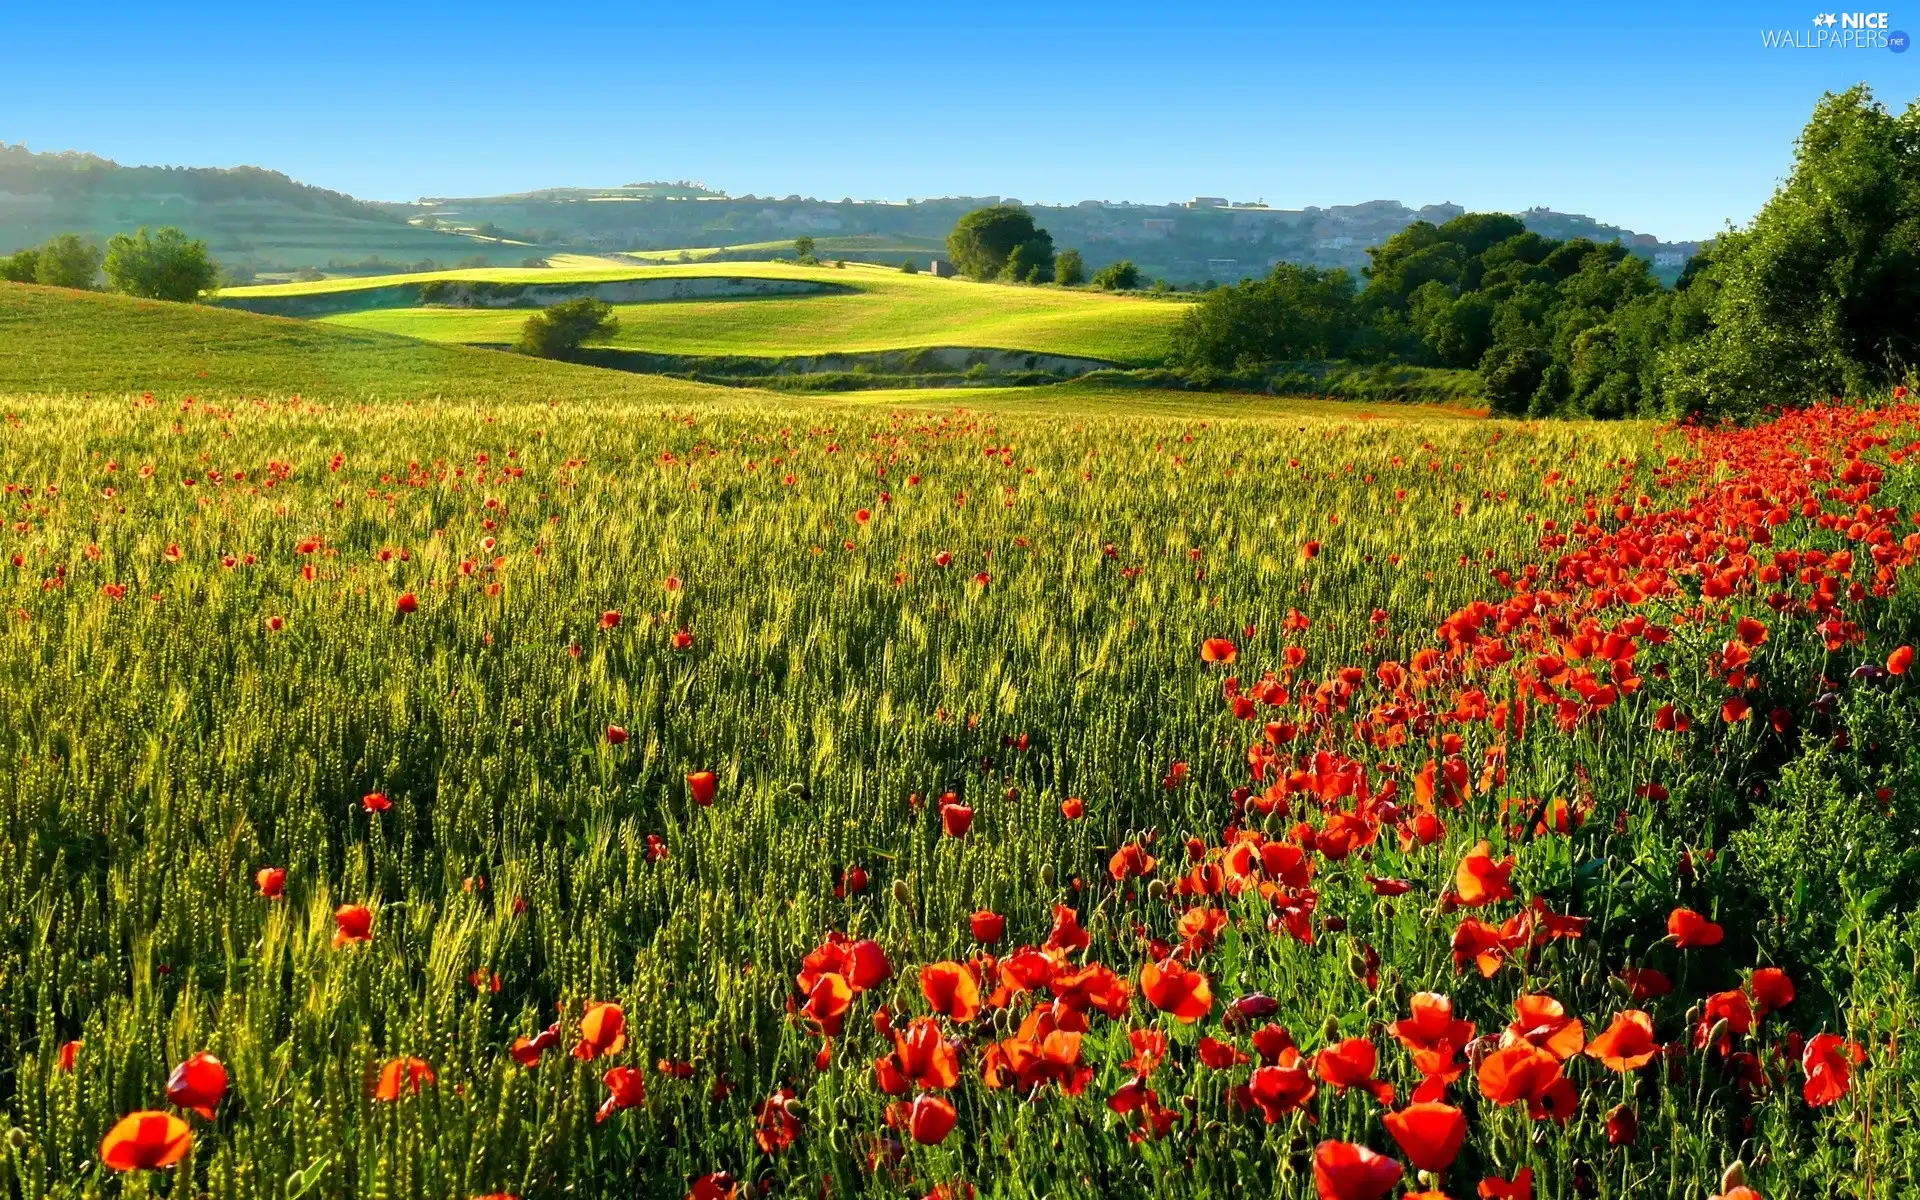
[222, 262, 1191, 365]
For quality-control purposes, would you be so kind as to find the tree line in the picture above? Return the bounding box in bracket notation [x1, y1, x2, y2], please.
[1164, 86, 1920, 419]
[2, 226, 221, 302]
[944, 206, 1139, 290]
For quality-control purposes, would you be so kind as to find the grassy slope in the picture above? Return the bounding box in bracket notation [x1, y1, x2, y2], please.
[623, 235, 946, 262]
[226, 262, 1190, 365]
[0, 283, 720, 405]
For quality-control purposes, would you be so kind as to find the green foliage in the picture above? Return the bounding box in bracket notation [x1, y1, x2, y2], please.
[945, 205, 1051, 280]
[0, 246, 39, 283]
[103, 225, 221, 302]
[1167, 263, 1367, 369]
[1003, 235, 1056, 284]
[899, 258, 919, 274]
[1092, 259, 1140, 291]
[1054, 248, 1086, 287]
[31, 233, 102, 289]
[515, 296, 618, 359]
[793, 235, 816, 264]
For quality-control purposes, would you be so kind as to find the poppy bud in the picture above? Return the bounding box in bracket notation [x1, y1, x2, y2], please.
[6, 1128, 25, 1150]
[782, 1099, 807, 1122]
[891, 879, 911, 906]
[1146, 879, 1167, 902]
[286, 1172, 305, 1195]
[787, 782, 809, 800]
[1345, 951, 1368, 980]
[1039, 863, 1056, 889]
[1721, 1161, 1747, 1193]
[1704, 1018, 1730, 1051]
[1320, 1015, 1340, 1041]
[1607, 974, 1631, 1001]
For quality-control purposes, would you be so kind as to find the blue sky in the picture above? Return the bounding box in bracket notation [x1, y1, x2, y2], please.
[4, 1, 1914, 239]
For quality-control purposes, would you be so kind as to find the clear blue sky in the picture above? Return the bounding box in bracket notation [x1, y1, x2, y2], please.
[5, 1, 1914, 239]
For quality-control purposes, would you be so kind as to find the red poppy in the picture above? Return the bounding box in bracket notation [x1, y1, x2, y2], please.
[99, 1111, 192, 1171]
[362, 792, 391, 813]
[333, 904, 373, 947]
[1197, 1036, 1249, 1069]
[1721, 696, 1750, 723]
[1606, 1102, 1639, 1145]
[1453, 841, 1515, 907]
[574, 1001, 627, 1060]
[165, 1052, 228, 1119]
[886, 1018, 960, 1090]
[1060, 797, 1086, 820]
[1108, 842, 1157, 881]
[256, 867, 286, 898]
[1201, 637, 1238, 664]
[1667, 907, 1724, 948]
[1504, 994, 1585, 1061]
[1750, 967, 1794, 1017]
[969, 910, 1005, 943]
[1140, 960, 1213, 1023]
[1476, 1043, 1575, 1121]
[940, 802, 974, 837]
[1311, 1139, 1401, 1200]
[671, 628, 694, 650]
[1245, 1057, 1315, 1121]
[1302, 541, 1322, 561]
[686, 771, 718, 806]
[686, 1172, 738, 1200]
[1315, 1038, 1395, 1105]
[1392, 992, 1475, 1081]
[395, 592, 418, 615]
[372, 1057, 436, 1100]
[802, 973, 854, 1035]
[1802, 1032, 1860, 1106]
[907, 1093, 957, 1144]
[1383, 1101, 1467, 1172]
[1585, 1011, 1659, 1072]
[1479, 1167, 1534, 1200]
[597, 1066, 646, 1122]
[920, 961, 983, 1022]
[57, 1040, 80, 1071]
[600, 610, 621, 629]
[1890, 645, 1914, 675]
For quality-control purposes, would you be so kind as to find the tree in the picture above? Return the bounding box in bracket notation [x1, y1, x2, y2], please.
[1168, 263, 1365, 370]
[517, 297, 618, 359]
[793, 236, 816, 263]
[33, 234, 102, 289]
[103, 227, 219, 301]
[946, 206, 1052, 280]
[1004, 235, 1055, 283]
[900, 259, 920, 274]
[0, 247, 39, 283]
[1092, 260, 1140, 290]
[1055, 249, 1086, 287]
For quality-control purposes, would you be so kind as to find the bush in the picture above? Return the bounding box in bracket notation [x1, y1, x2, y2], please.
[900, 259, 919, 274]
[516, 297, 618, 359]
[1004, 239, 1055, 284]
[946, 206, 1051, 280]
[1092, 260, 1140, 290]
[32, 234, 103, 289]
[103, 226, 220, 301]
[0, 247, 40, 283]
[1055, 249, 1086, 287]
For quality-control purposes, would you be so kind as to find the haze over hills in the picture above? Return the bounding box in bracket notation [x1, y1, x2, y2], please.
[1, 143, 1702, 285]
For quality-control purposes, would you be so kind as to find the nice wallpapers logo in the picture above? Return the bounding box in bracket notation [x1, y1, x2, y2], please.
[1762, 11, 1910, 49]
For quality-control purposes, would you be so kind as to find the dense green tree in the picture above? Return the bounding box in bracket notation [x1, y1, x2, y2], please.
[1168, 263, 1365, 370]
[103, 226, 220, 301]
[946, 206, 1051, 280]
[33, 234, 102, 289]
[1003, 235, 1056, 283]
[516, 297, 618, 359]
[793, 236, 816, 263]
[0, 247, 39, 283]
[1055, 248, 1086, 287]
[1092, 260, 1140, 290]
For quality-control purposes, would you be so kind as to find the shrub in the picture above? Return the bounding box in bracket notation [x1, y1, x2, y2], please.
[1055, 249, 1086, 287]
[1092, 260, 1140, 290]
[103, 226, 220, 302]
[32, 233, 103, 290]
[516, 296, 618, 359]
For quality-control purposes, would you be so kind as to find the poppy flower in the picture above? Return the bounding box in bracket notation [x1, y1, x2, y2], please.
[1302, 541, 1322, 561]
[395, 592, 418, 615]
[1476, 1042, 1574, 1121]
[1585, 1011, 1659, 1072]
[1721, 696, 1750, 723]
[1108, 842, 1156, 882]
[1140, 960, 1213, 1023]
[1383, 1101, 1467, 1172]
[362, 791, 391, 813]
[372, 1057, 436, 1100]
[802, 973, 854, 1035]
[600, 610, 621, 629]
[597, 1066, 646, 1122]
[1750, 967, 1794, 1017]
[333, 904, 373, 947]
[1606, 1102, 1639, 1145]
[57, 1040, 80, 1071]
[1667, 907, 1724, 948]
[1504, 994, 1584, 1061]
[921, 962, 983, 1022]
[511, 1023, 561, 1066]
[165, 1052, 228, 1119]
[1478, 1167, 1534, 1200]
[1200, 637, 1238, 664]
[1060, 797, 1085, 820]
[686, 771, 718, 806]
[671, 628, 694, 650]
[1392, 993, 1476, 1081]
[1197, 1036, 1249, 1069]
[606, 725, 628, 744]
[1453, 841, 1515, 907]
[1310, 1139, 1401, 1200]
[906, 1093, 957, 1144]
[99, 1111, 192, 1171]
[940, 802, 973, 837]
[887, 1019, 960, 1091]
[1802, 1032, 1860, 1106]
[256, 867, 286, 898]
[687, 1173, 738, 1200]
[1890, 645, 1914, 675]
[969, 910, 1005, 943]
[1245, 1059, 1316, 1121]
[574, 1001, 627, 1060]
[754, 1091, 800, 1153]
[1315, 1038, 1395, 1105]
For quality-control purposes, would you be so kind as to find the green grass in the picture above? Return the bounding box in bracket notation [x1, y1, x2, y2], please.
[624, 235, 947, 263]
[226, 262, 1191, 366]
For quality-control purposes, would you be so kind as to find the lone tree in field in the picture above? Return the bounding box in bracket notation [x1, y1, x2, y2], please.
[1055, 248, 1086, 287]
[517, 296, 618, 359]
[30, 234, 104, 289]
[793, 235, 817, 263]
[946, 205, 1054, 282]
[104, 226, 220, 302]
[1092, 259, 1141, 291]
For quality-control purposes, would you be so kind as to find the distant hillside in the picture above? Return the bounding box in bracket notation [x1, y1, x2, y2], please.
[0, 144, 543, 278]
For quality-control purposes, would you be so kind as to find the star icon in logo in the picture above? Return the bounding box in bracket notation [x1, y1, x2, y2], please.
[1813, 11, 1838, 25]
